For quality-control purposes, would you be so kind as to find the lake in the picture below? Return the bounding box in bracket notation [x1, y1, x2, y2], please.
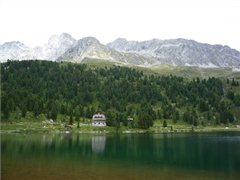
[1, 132, 240, 180]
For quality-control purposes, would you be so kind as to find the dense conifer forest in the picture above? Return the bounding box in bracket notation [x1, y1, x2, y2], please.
[1, 60, 240, 128]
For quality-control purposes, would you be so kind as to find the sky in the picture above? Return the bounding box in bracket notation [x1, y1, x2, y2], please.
[0, 0, 239, 50]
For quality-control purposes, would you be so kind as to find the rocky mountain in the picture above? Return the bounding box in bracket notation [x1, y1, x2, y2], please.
[108, 38, 240, 67]
[58, 36, 156, 66]
[43, 33, 77, 60]
[0, 41, 32, 60]
[1, 33, 240, 68]
[0, 33, 76, 61]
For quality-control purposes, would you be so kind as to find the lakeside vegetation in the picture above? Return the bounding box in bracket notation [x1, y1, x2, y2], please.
[1, 60, 240, 132]
[1, 118, 240, 134]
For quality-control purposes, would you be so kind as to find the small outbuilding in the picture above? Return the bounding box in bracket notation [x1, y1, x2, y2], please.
[92, 112, 106, 126]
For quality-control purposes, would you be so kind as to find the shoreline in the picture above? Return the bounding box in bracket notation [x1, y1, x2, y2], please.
[1, 124, 240, 135]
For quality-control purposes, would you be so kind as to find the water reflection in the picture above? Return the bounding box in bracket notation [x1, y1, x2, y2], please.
[1, 132, 240, 175]
[2, 133, 240, 180]
[91, 135, 106, 154]
[41, 134, 53, 147]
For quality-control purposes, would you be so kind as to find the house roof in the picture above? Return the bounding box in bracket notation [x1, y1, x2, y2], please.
[92, 113, 106, 121]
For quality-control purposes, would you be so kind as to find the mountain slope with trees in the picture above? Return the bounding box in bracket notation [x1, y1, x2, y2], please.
[1, 60, 240, 129]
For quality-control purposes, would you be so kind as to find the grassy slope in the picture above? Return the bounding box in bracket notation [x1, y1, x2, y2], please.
[58, 57, 240, 80]
[73, 59, 240, 79]
[151, 65, 240, 79]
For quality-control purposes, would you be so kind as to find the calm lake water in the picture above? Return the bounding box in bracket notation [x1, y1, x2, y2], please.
[2, 132, 240, 180]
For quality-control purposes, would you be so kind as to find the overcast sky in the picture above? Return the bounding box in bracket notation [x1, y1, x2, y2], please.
[0, 0, 239, 50]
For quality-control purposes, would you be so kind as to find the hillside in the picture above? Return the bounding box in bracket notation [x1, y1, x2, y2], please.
[1, 60, 240, 129]
[81, 58, 240, 79]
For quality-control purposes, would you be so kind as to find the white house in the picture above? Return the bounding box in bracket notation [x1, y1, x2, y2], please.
[92, 112, 106, 126]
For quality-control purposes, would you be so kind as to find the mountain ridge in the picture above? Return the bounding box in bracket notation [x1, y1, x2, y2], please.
[1, 33, 240, 68]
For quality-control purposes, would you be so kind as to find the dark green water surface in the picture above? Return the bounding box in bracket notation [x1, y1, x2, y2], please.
[2, 132, 240, 180]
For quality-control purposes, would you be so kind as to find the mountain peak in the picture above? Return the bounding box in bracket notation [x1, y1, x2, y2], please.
[81, 37, 100, 44]
[2, 41, 26, 47]
[60, 32, 74, 39]
[112, 38, 128, 43]
[47, 33, 76, 47]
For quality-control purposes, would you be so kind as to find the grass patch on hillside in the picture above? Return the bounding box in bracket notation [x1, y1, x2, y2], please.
[57, 59, 240, 79]
[79, 59, 240, 79]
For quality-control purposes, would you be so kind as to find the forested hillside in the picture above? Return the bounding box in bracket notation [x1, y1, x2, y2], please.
[1, 60, 240, 128]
